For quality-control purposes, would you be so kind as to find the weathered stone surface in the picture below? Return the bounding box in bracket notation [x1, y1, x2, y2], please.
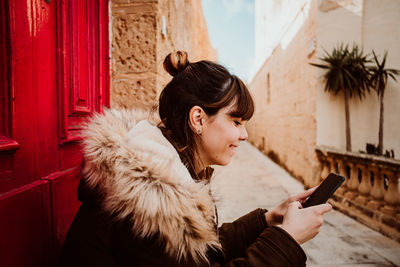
[155, 0, 217, 95]
[318, 0, 361, 13]
[316, 0, 400, 158]
[248, 1, 319, 187]
[110, 0, 216, 109]
[111, 75, 157, 109]
[112, 11, 157, 73]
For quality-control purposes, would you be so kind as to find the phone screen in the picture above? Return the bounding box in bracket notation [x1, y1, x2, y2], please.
[302, 173, 345, 208]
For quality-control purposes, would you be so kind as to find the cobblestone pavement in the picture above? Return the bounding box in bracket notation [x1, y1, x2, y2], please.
[211, 142, 400, 266]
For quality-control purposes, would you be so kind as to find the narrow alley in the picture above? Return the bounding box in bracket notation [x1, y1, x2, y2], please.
[212, 142, 400, 266]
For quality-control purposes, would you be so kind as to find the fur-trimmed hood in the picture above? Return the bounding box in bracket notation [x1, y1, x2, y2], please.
[81, 108, 221, 263]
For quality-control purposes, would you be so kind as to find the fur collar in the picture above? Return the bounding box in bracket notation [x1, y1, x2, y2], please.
[81, 108, 221, 263]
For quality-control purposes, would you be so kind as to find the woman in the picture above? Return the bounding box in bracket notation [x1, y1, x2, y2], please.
[60, 51, 331, 266]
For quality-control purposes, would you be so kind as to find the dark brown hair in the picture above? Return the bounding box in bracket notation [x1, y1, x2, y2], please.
[159, 51, 254, 179]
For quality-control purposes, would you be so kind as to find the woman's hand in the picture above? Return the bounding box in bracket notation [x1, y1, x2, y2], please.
[281, 201, 332, 244]
[265, 187, 318, 226]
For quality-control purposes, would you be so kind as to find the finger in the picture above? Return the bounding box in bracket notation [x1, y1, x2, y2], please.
[288, 201, 302, 209]
[294, 186, 318, 201]
[313, 203, 332, 214]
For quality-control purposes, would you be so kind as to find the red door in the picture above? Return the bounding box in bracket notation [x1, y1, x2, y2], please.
[0, 0, 109, 266]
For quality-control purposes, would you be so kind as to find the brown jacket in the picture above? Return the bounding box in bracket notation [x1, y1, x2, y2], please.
[59, 109, 306, 266]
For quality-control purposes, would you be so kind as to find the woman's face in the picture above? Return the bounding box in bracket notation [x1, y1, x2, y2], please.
[197, 103, 248, 167]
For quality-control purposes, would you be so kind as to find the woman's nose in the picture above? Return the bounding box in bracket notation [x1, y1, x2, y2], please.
[239, 126, 248, 141]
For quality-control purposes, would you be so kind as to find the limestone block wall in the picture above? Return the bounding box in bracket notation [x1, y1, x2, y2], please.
[111, 0, 158, 109]
[252, 0, 309, 79]
[362, 0, 400, 158]
[155, 0, 217, 96]
[316, 0, 400, 158]
[248, 1, 320, 186]
[249, 0, 400, 186]
[110, 0, 216, 109]
[315, 0, 363, 153]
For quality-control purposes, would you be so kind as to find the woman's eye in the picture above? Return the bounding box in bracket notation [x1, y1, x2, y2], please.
[234, 120, 241, 126]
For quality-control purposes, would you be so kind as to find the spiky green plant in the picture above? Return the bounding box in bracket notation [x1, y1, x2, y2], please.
[310, 43, 370, 152]
[368, 50, 400, 155]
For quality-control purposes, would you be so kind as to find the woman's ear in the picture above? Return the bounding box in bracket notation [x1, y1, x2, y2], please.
[189, 105, 206, 133]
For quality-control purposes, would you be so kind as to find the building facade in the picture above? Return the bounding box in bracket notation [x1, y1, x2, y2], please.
[248, 0, 400, 240]
[249, 0, 400, 185]
[0, 0, 215, 265]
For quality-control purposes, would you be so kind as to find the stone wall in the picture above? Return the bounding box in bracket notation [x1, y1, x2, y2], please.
[249, 0, 400, 186]
[316, 0, 400, 158]
[110, 0, 216, 109]
[248, 1, 320, 186]
[155, 0, 217, 97]
[249, 0, 400, 240]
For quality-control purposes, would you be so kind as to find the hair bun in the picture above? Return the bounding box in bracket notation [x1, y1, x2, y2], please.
[163, 51, 189, 77]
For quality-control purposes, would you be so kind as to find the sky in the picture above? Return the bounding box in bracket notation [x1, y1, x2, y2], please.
[202, 0, 255, 83]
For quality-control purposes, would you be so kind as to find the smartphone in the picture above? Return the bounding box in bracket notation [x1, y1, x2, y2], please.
[302, 173, 345, 208]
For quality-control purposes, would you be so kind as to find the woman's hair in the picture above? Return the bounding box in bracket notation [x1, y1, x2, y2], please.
[159, 51, 254, 179]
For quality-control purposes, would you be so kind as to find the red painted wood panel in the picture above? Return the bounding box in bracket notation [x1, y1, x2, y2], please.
[0, 0, 37, 194]
[36, 0, 59, 178]
[0, 0, 12, 143]
[46, 167, 82, 252]
[0, 0, 109, 265]
[0, 180, 52, 267]
[58, 0, 109, 145]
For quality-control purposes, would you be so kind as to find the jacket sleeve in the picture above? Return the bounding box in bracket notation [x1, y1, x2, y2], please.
[222, 226, 306, 267]
[218, 209, 307, 267]
[218, 208, 268, 261]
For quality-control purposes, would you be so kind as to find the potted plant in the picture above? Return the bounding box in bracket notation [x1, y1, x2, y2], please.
[368, 50, 400, 155]
[311, 43, 371, 151]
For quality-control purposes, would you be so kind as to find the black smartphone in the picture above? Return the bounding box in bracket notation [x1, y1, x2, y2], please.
[302, 173, 345, 208]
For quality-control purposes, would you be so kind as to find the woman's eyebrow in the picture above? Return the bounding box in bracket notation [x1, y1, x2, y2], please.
[227, 114, 242, 119]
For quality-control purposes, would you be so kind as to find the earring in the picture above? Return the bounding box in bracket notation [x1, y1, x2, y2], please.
[197, 128, 202, 134]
